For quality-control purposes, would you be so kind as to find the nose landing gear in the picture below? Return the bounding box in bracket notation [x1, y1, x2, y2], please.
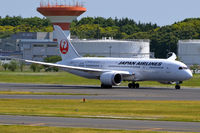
[175, 85, 181, 89]
[175, 81, 182, 89]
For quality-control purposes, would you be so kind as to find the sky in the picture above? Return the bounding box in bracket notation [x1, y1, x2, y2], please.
[0, 0, 200, 26]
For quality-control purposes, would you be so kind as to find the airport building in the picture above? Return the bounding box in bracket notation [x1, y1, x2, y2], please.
[178, 40, 200, 65]
[19, 36, 150, 61]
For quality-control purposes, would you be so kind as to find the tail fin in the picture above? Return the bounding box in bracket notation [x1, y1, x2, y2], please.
[54, 25, 80, 61]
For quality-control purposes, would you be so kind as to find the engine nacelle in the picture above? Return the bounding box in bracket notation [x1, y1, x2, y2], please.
[100, 72, 122, 86]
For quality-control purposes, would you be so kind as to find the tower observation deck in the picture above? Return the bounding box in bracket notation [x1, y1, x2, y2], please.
[37, 0, 86, 41]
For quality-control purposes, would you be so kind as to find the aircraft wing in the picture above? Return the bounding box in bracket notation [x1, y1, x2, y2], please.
[25, 59, 131, 76]
[0, 56, 132, 76]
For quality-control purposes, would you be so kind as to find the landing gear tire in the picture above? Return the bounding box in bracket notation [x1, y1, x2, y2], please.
[135, 83, 140, 89]
[101, 84, 112, 88]
[175, 85, 181, 90]
[128, 83, 134, 88]
[128, 83, 139, 89]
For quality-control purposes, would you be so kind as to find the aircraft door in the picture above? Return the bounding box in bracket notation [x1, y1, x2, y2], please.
[166, 64, 171, 74]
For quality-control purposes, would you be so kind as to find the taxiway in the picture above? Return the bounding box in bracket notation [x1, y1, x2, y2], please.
[0, 115, 199, 132]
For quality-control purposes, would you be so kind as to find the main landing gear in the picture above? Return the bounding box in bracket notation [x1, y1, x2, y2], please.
[128, 82, 140, 89]
[101, 84, 112, 88]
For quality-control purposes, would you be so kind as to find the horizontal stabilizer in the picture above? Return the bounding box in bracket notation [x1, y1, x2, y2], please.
[167, 52, 177, 60]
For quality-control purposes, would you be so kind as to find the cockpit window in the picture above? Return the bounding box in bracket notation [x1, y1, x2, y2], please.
[179, 67, 188, 70]
[179, 67, 183, 70]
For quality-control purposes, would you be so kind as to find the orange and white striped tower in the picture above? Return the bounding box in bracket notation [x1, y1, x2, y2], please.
[37, 0, 86, 41]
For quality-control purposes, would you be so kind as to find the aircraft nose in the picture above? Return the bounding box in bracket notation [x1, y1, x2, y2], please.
[186, 70, 193, 80]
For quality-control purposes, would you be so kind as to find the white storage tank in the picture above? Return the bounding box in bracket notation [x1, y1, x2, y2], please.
[178, 40, 200, 65]
[72, 39, 150, 58]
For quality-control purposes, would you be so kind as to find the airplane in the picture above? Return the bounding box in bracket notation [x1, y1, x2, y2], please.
[4, 25, 193, 89]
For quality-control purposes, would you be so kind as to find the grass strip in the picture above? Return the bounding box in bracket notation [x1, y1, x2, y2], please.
[0, 125, 195, 133]
[0, 72, 100, 85]
[0, 72, 199, 87]
[0, 99, 199, 122]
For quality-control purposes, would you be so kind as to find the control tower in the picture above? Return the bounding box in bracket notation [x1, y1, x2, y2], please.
[37, 0, 86, 41]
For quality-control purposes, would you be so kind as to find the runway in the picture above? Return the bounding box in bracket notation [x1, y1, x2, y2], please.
[0, 83, 200, 132]
[0, 115, 199, 132]
[0, 83, 200, 100]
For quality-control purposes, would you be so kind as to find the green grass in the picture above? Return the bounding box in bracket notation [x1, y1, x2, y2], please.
[0, 71, 199, 87]
[0, 71, 99, 85]
[0, 125, 192, 133]
[182, 74, 200, 87]
[0, 99, 200, 122]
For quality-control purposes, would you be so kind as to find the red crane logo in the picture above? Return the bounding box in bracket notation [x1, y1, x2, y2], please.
[60, 40, 69, 54]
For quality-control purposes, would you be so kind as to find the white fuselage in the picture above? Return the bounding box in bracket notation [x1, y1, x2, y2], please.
[58, 57, 193, 82]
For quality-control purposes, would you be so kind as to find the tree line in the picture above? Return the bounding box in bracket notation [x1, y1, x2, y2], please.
[70, 17, 158, 39]
[71, 17, 200, 58]
[0, 56, 61, 72]
[0, 16, 52, 38]
[1, 16, 200, 58]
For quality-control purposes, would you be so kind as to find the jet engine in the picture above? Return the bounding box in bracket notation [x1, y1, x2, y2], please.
[100, 72, 122, 86]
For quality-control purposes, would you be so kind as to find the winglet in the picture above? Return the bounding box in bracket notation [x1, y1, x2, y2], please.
[167, 52, 177, 60]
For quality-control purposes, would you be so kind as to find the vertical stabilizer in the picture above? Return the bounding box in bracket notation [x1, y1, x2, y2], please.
[54, 25, 80, 61]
